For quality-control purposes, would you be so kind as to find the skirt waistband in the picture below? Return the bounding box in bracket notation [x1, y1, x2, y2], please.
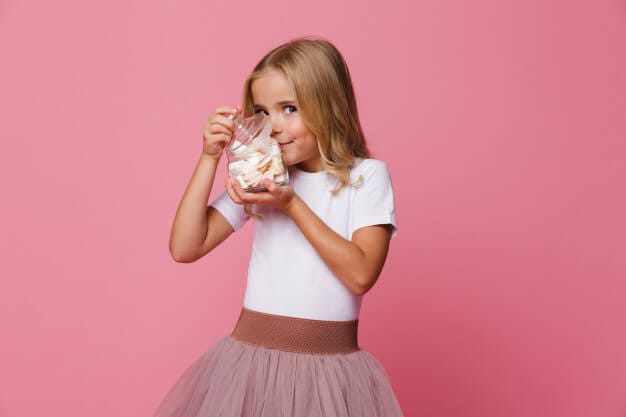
[230, 308, 360, 355]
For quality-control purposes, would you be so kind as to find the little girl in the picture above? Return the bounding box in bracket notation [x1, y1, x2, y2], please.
[156, 37, 404, 417]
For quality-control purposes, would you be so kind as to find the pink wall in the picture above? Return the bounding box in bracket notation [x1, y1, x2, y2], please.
[1, 0, 625, 416]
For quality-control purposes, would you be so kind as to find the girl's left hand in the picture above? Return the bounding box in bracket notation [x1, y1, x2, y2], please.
[226, 178, 296, 212]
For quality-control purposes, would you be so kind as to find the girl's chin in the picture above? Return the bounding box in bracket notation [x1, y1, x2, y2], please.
[279, 149, 294, 165]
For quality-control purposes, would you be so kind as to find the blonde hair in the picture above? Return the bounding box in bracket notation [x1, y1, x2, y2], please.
[242, 37, 370, 193]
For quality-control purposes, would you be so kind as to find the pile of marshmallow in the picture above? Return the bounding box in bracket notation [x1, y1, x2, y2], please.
[227, 137, 288, 191]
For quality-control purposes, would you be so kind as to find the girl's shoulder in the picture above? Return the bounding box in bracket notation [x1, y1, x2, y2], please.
[350, 158, 392, 181]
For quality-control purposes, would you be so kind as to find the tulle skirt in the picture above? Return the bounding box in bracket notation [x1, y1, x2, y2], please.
[153, 307, 404, 417]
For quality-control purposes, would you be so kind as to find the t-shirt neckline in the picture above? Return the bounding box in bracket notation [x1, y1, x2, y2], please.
[289, 166, 328, 180]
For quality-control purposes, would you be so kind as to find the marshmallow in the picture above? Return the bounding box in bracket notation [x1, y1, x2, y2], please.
[227, 131, 288, 191]
[229, 140, 248, 157]
[227, 160, 249, 176]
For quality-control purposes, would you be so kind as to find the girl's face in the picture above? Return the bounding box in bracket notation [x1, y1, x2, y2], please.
[251, 69, 322, 173]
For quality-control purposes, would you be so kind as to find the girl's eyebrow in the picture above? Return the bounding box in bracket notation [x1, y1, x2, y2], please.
[253, 100, 296, 108]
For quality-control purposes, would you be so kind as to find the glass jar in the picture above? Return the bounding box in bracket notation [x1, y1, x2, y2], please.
[225, 112, 289, 192]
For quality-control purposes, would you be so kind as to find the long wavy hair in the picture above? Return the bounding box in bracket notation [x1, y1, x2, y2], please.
[241, 37, 370, 194]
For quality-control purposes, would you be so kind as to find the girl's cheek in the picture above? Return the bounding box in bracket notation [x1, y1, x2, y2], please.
[285, 117, 303, 135]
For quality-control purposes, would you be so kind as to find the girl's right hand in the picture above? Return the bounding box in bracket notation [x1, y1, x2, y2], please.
[202, 106, 240, 160]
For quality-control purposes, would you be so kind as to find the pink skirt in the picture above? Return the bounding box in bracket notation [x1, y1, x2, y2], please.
[153, 308, 405, 417]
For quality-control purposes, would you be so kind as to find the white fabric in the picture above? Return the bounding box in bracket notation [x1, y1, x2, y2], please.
[210, 158, 398, 321]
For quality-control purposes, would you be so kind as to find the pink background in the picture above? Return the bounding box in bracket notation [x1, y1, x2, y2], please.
[1, 0, 625, 416]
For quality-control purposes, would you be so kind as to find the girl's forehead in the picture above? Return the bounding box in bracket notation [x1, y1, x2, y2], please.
[251, 69, 296, 103]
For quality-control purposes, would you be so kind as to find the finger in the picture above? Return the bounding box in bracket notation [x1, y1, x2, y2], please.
[213, 133, 230, 145]
[204, 132, 230, 147]
[238, 188, 274, 205]
[233, 182, 272, 205]
[225, 178, 244, 204]
[232, 179, 256, 203]
[231, 180, 252, 201]
[211, 115, 236, 131]
[214, 106, 239, 116]
[262, 179, 279, 195]
[208, 123, 232, 136]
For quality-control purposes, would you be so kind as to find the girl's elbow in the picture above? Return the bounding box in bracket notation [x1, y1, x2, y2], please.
[351, 274, 378, 296]
[169, 244, 198, 263]
[170, 251, 193, 263]
[352, 285, 369, 296]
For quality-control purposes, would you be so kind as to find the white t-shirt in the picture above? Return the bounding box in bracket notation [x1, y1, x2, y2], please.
[210, 158, 398, 321]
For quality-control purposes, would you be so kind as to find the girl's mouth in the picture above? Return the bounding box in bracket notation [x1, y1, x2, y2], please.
[279, 141, 294, 148]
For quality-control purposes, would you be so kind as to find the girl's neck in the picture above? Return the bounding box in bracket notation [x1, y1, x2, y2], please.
[294, 159, 323, 173]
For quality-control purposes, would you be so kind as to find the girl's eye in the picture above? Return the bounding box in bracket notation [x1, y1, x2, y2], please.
[255, 108, 269, 115]
[284, 105, 297, 114]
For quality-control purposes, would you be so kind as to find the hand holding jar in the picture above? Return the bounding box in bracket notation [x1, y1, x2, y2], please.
[202, 106, 240, 160]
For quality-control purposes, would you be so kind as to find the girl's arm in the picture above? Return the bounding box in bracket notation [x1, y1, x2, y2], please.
[283, 195, 392, 296]
[169, 154, 234, 263]
[169, 107, 238, 263]
[225, 180, 392, 295]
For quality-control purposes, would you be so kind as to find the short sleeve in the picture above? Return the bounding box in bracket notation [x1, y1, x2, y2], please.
[350, 159, 398, 239]
[209, 190, 250, 231]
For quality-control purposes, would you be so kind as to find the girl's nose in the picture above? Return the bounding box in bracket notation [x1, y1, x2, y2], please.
[270, 114, 282, 136]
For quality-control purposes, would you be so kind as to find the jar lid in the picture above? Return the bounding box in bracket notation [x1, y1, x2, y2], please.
[229, 113, 269, 151]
